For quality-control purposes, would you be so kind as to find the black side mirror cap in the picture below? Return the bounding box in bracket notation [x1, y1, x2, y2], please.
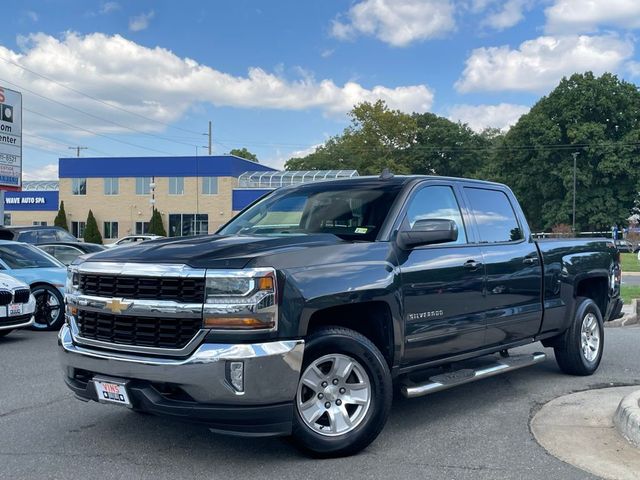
[398, 219, 458, 250]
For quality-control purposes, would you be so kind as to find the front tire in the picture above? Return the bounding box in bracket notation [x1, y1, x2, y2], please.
[31, 285, 64, 331]
[292, 327, 392, 457]
[554, 297, 604, 376]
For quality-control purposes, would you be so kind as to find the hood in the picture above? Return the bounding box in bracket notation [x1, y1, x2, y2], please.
[0, 273, 28, 290]
[80, 234, 346, 269]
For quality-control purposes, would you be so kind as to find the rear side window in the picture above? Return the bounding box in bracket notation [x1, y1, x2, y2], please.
[17, 231, 37, 243]
[38, 229, 58, 242]
[464, 188, 523, 243]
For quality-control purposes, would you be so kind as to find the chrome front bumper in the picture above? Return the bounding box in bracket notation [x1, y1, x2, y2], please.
[58, 324, 304, 405]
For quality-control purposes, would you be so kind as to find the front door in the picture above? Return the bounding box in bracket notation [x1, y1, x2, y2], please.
[398, 183, 487, 365]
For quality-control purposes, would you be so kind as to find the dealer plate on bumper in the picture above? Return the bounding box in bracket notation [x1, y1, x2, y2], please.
[93, 377, 132, 407]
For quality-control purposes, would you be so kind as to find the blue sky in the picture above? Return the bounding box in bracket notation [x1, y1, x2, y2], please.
[1, 0, 640, 179]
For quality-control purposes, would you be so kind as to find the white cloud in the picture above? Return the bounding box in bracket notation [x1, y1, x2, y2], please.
[330, 0, 456, 47]
[448, 103, 530, 132]
[26, 11, 39, 22]
[100, 2, 120, 15]
[627, 60, 640, 77]
[0, 32, 434, 137]
[455, 34, 633, 93]
[22, 163, 58, 181]
[545, 0, 640, 33]
[129, 10, 155, 32]
[482, 0, 533, 30]
[265, 144, 322, 170]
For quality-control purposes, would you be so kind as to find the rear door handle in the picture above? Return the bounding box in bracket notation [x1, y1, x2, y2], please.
[523, 256, 539, 265]
[463, 260, 482, 270]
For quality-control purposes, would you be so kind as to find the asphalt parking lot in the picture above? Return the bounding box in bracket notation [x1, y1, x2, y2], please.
[2, 328, 640, 480]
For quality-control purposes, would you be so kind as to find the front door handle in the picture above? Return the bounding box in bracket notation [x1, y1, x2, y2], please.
[523, 256, 539, 265]
[463, 260, 482, 270]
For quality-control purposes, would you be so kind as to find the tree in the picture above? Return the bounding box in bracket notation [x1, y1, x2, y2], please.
[148, 208, 167, 236]
[54, 201, 69, 231]
[230, 148, 259, 163]
[83, 210, 103, 244]
[485, 72, 640, 231]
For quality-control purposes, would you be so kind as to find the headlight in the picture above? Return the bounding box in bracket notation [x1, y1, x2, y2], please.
[66, 267, 80, 295]
[203, 268, 277, 331]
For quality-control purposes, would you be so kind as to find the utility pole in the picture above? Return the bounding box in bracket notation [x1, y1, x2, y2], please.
[68, 146, 88, 157]
[572, 152, 580, 233]
[203, 121, 212, 155]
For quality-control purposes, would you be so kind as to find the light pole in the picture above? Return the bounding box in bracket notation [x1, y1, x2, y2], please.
[572, 152, 580, 233]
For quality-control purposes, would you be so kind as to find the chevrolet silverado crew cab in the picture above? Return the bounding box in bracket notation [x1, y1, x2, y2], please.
[59, 175, 622, 457]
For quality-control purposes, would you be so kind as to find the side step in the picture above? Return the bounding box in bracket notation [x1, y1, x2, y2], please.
[401, 352, 546, 398]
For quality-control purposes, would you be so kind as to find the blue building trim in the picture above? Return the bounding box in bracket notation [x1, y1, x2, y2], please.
[232, 189, 272, 211]
[59, 155, 276, 178]
[4, 191, 59, 211]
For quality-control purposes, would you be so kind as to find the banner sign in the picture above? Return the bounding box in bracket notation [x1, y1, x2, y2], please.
[0, 86, 22, 190]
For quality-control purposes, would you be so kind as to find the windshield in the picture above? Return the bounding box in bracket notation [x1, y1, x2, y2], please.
[220, 183, 403, 241]
[0, 244, 64, 269]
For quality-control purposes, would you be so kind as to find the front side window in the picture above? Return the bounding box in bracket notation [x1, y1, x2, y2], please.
[103, 221, 119, 239]
[104, 177, 119, 195]
[202, 177, 218, 195]
[464, 188, 523, 243]
[136, 177, 151, 195]
[404, 185, 467, 245]
[169, 177, 184, 195]
[72, 178, 87, 196]
[0, 244, 62, 269]
[219, 183, 403, 241]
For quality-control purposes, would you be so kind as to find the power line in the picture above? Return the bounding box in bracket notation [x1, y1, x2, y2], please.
[0, 54, 204, 136]
[24, 107, 172, 155]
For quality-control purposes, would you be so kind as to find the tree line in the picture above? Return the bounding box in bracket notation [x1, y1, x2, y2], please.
[286, 72, 640, 232]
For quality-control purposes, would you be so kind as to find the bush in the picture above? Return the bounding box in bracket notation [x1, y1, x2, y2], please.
[83, 210, 103, 244]
[148, 208, 166, 236]
[54, 201, 69, 231]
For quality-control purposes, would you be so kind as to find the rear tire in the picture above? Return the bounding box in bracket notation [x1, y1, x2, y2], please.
[31, 285, 64, 331]
[554, 297, 604, 376]
[292, 326, 392, 457]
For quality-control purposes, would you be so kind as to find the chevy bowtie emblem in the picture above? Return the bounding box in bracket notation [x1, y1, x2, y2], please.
[105, 298, 132, 314]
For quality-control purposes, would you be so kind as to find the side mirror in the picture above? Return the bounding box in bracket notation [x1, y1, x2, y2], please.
[398, 219, 458, 250]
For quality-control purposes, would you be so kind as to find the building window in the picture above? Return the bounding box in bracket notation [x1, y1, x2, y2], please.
[32, 221, 48, 226]
[202, 177, 218, 195]
[136, 177, 152, 195]
[168, 214, 208, 237]
[3, 213, 10, 226]
[72, 178, 87, 195]
[104, 178, 119, 195]
[169, 177, 184, 195]
[71, 221, 86, 238]
[104, 221, 119, 239]
[135, 221, 150, 234]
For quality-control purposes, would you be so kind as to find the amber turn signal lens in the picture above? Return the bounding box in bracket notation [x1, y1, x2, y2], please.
[68, 306, 78, 316]
[258, 276, 274, 291]
[204, 317, 275, 329]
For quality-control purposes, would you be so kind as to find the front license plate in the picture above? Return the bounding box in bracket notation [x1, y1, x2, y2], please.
[8, 303, 23, 317]
[94, 378, 131, 407]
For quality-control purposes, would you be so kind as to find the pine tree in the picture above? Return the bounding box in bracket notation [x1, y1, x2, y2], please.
[54, 201, 69, 231]
[83, 210, 103, 244]
[148, 208, 167, 236]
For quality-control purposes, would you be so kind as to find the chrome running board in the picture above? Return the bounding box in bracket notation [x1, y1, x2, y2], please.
[401, 352, 546, 398]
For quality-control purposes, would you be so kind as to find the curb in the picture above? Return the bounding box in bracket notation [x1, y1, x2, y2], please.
[614, 389, 640, 448]
[606, 299, 639, 328]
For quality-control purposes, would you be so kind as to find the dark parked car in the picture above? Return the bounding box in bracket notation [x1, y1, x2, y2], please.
[0, 226, 77, 244]
[37, 242, 106, 266]
[59, 175, 622, 457]
[614, 239, 633, 253]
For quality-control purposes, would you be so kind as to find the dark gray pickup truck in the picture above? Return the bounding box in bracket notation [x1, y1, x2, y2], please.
[59, 175, 622, 457]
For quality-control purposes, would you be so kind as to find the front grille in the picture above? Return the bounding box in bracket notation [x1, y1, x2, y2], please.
[78, 274, 205, 303]
[76, 310, 201, 349]
[0, 291, 11, 306]
[13, 289, 30, 304]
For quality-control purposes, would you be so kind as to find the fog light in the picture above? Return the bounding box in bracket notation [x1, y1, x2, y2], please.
[228, 361, 244, 393]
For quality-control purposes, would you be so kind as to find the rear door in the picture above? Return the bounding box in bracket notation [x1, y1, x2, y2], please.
[462, 186, 543, 345]
[398, 182, 487, 364]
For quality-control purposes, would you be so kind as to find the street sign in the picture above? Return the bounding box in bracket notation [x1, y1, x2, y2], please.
[0, 86, 22, 191]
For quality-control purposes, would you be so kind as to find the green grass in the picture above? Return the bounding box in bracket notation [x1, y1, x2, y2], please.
[621, 285, 640, 303]
[620, 253, 640, 273]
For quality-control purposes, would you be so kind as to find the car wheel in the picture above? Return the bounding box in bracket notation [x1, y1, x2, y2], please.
[0, 329, 12, 337]
[554, 297, 604, 376]
[31, 284, 64, 331]
[292, 326, 392, 457]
